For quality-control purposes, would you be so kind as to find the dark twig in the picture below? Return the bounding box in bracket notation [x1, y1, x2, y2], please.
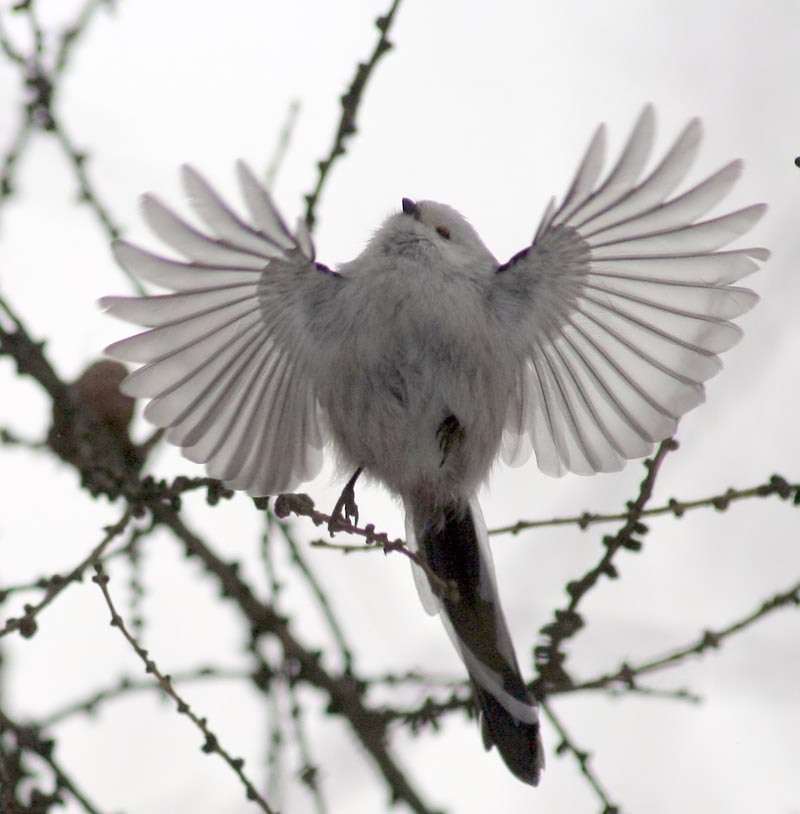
[0, 12, 27, 66]
[303, 0, 403, 230]
[53, 0, 107, 77]
[275, 493, 458, 603]
[0, 113, 33, 205]
[572, 577, 800, 693]
[0, 294, 70, 404]
[0, 1, 130, 285]
[0, 511, 131, 640]
[91, 560, 278, 814]
[52, 122, 124, 245]
[0, 708, 107, 814]
[271, 508, 356, 674]
[542, 700, 622, 814]
[494, 473, 800, 536]
[287, 679, 327, 814]
[151, 501, 440, 814]
[534, 440, 678, 693]
[258, 516, 326, 811]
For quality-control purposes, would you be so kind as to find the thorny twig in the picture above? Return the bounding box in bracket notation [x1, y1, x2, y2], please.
[542, 700, 621, 814]
[534, 440, 677, 692]
[303, 0, 403, 230]
[494, 474, 800, 536]
[274, 492, 459, 603]
[91, 560, 279, 814]
[0, 511, 131, 640]
[571, 577, 800, 694]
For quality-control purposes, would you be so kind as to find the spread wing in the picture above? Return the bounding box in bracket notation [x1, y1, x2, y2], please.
[490, 105, 768, 476]
[101, 162, 343, 495]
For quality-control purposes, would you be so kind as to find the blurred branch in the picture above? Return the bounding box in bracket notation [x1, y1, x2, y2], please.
[0, 0, 133, 285]
[0, 707, 107, 814]
[53, 0, 109, 77]
[270, 507, 356, 674]
[264, 99, 300, 190]
[304, 0, 403, 230]
[38, 666, 251, 727]
[287, 679, 327, 814]
[258, 514, 327, 812]
[0, 294, 70, 403]
[52, 121, 123, 242]
[0, 112, 33, 204]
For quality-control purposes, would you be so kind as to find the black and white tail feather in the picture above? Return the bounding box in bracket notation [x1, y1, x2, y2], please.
[101, 106, 768, 785]
[405, 496, 544, 784]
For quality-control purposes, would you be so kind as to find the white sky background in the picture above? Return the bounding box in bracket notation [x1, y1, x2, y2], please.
[0, 1, 798, 813]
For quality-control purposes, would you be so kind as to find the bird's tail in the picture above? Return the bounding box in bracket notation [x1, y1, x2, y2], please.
[405, 494, 544, 785]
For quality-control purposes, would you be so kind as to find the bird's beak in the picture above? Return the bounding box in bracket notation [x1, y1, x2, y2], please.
[401, 197, 418, 216]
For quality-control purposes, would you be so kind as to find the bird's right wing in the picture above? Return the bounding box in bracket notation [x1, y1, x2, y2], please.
[490, 106, 768, 477]
[101, 162, 343, 495]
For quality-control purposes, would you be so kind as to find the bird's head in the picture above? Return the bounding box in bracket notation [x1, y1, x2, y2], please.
[365, 197, 497, 274]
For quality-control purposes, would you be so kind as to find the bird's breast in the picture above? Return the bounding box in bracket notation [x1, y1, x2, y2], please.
[316, 269, 515, 495]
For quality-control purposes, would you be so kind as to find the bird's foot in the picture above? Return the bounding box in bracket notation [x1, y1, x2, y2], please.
[328, 467, 363, 534]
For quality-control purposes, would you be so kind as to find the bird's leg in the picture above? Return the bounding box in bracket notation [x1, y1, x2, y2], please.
[328, 466, 363, 534]
[436, 414, 464, 467]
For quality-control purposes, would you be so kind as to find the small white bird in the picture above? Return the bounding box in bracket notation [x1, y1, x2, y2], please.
[102, 106, 767, 785]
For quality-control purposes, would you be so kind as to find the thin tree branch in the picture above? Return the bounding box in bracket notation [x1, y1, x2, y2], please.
[572, 577, 800, 693]
[270, 507, 356, 674]
[541, 700, 622, 814]
[151, 502, 441, 814]
[264, 99, 300, 190]
[303, 0, 403, 230]
[0, 511, 131, 640]
[37, 666, 251, 727]
[91, 560, 278, 814]
[534, 440, 678, 693]
[494, 474, 800, 536]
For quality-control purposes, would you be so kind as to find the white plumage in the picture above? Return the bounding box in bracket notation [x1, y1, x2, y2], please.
[102, 106, 767, 784]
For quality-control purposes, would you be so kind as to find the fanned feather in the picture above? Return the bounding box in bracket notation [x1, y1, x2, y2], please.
[102, 163, 338, 494]
[494, 106, 768, 476]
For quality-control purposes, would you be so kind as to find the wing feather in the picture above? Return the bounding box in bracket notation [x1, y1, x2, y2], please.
[494, 106, 768, 476]
[102, 163, 341, 494]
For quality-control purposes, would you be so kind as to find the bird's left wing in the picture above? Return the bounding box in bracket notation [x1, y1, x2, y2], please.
[101, 162, 343, 495]
[489, 106, 768, 477]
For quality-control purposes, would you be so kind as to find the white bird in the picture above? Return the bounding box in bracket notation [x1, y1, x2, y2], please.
[101, 106, 768, 785]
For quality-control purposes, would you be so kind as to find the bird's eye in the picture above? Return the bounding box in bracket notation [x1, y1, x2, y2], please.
[436, 225, 451, 240]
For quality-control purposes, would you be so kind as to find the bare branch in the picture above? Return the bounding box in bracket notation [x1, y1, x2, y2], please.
[91, 560, 278, 814]
[542, 700, 622, 814]
[494, 473, 800, 536]
[303, 0, 403, 229]
[573, 577, 800, 693]
[534, 440, 678, 693]
[0, 511, 131, 640]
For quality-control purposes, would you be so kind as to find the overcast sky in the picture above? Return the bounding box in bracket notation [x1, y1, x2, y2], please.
[1, 2, 798, 813]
